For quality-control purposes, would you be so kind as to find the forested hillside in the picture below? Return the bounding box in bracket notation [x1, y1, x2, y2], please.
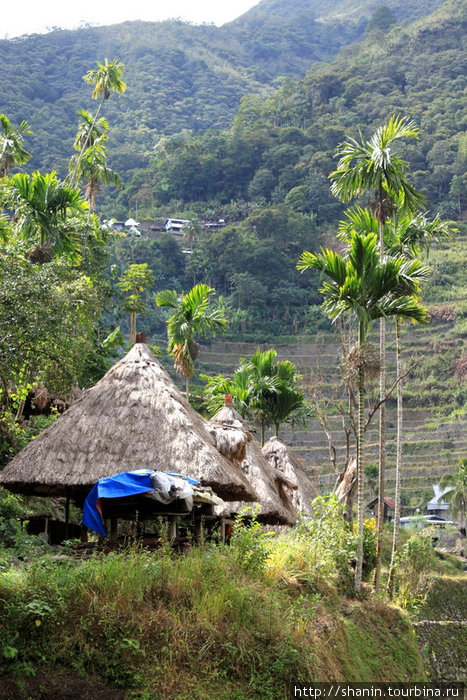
[143, 0, 466, 219]
[0, 0, 447, 180]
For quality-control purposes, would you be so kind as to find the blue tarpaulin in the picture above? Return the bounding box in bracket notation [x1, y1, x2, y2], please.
[82, 470, 201, 536]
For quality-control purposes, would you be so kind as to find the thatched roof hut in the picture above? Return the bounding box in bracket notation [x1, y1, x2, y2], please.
[261, 437, 319, 517]
[208, 403, 296, 525]
[0, 344, 257, 503]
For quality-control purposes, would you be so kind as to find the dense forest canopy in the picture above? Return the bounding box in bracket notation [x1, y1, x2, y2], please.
[0, 0, 464, 345]
[0, 0, 449, 181]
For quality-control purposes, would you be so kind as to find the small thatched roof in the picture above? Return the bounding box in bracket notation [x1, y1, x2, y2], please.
[261, 437, 319, 517]
[208, 404, 296, 525]
[0, 344, 257, 503]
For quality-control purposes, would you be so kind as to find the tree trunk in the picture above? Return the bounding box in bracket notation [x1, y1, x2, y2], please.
[374, 217, 386, 591]
[355, 321, 366, 594]
[185, 375, 190, 401]
[129, 311, 137, 347]
[387, 317, 403, 596]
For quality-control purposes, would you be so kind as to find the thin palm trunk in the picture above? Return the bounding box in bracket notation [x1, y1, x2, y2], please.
[374, 217, 386, 591]
[355, 320, 366, 594]
[185, 375, 190, 400]
[387, 316, 403, 596]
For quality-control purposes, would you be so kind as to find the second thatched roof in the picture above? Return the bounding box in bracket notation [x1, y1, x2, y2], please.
[208, 404, 297, 525]
[261, 437, 319, 517]
[0, 344, 257, 503]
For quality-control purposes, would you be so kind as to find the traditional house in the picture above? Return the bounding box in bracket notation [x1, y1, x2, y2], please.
[261, 437, 318, 517]
[208, 400, 300, 525]
[0, 344, 257, 509]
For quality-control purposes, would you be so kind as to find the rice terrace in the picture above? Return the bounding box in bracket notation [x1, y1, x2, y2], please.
[0, 0, 466, 697]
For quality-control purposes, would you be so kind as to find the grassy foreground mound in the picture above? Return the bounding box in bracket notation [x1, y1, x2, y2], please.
[0, 508, 427, 700]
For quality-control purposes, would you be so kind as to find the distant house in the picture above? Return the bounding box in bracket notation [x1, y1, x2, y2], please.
[203, 219, 226, 230]
[427, 484, 451, 518]
[165, 218, 190, 235]
[138, 219, 166, 239]
[112, 218, 141, 236]
[367, 496, 396, 522]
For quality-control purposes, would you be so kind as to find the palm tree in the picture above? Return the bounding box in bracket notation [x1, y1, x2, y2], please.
[69, 109, 121, 219]
[156, 283, 228, 398]
[70, 59, 125, 185]
[0, 114, 32, 177]
[330, 115, 425, 590]
[4, 171, 85, 263]
[243, 349, 312, 444]
[72, 139, 121, 218]
[384, 212, 454, 595]
[201, 349, 312, 443]
[298, 231, 429, 593]
[439, 459, 467, 537]
[72, 108, 109, 153]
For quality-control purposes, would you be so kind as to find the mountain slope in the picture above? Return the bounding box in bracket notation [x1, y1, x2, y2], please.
[0, 0, 448, 177]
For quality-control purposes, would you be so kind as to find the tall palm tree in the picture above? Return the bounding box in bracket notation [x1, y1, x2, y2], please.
[4, 171, 85, 263]
[330, 115, 425, 589]
[72, 108, 109, 153]
[298, 231, 429, 593]
[439, 459, 467, 537]
[69, 59, 125, 185]
[156, 283, 228, 398]
[0, 114, 32, 177]
[69, 109, 121, 219]
[72, 138, 121, 218]
[384, 212, 454, 595]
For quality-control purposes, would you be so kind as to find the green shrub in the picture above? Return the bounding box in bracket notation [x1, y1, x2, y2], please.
[230, 506, 275, 575]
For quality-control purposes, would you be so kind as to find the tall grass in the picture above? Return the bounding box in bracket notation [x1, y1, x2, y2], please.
[0, 512, 429, 698]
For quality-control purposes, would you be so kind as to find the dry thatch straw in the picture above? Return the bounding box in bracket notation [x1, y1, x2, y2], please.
[208, 403, 297, 525]
[0, 344, 257, 503]
[341, 342, 380, 388]
[261, 437, 319, 517]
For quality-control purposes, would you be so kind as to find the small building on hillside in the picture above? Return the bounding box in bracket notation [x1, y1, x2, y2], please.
[165, 218, 189, 235]
[367, 496, 396, 522]
[138, 219, 167, 239]
[427, 484, 451, 518]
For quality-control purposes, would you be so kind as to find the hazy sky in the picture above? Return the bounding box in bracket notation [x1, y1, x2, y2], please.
[2, 0, 260, 39]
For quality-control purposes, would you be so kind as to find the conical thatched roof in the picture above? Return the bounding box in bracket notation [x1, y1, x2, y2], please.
[261, 437, 319, 517]
[208, 404, 296, 525]
[0, 344, 257, 502]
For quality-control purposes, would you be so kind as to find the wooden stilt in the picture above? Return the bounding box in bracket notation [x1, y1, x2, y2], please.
[110, 518, 119, 543]
[194, 518, 203, 544]
[65, 491, 70, 540]
[168, 516, 177, 541]
[221, 518, 226, 544]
